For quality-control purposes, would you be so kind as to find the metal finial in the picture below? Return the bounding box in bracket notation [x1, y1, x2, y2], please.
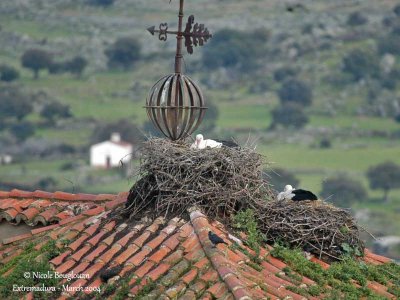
[145, 0, 211, 141]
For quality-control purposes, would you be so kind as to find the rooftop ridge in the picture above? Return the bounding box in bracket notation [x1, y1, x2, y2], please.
[0, 189, 119, 202]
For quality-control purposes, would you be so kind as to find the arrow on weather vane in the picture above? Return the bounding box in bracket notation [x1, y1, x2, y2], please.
[147, 15, 212, 54]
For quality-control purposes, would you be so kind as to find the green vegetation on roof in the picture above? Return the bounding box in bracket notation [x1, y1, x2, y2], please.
[271, 244, 400, 299]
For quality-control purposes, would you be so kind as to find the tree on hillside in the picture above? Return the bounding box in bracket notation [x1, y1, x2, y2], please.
[394, 4, 400, 16]
[0, 86, 33, 121]
[347, 12, 368, 26]
[40, 102, 73, 125]
[273, 67, 297, 82]
[264, 167, 300, 192]
[342, 49, 379, 81]
[367, 161, 400, 203]
[21, 49, 52, 79]
[321, 176, 367, 207]
[270, 103, 309, 129]
[378, 34, 400, 56]
[0, 64, 19, 82]
[105, 37, 141, 70]
[278, 79, 313, 106]
[66, 56, 88, 78]
[88, 0, 115, 7]
[202, 28, 268, 72]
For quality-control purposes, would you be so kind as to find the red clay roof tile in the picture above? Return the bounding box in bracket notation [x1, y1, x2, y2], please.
[95, 194, 116, 201]
[182, 268, 198, 284]
[59, 215, 85, 226]
[207, 282, 228, 299]
[148, 247, 171, 264]
[146, 263, 171, 281]
[56, 260, 76, 274]
[86, 231, 107, 246]
[96, 244, 121, 263]
[112, 244, 140, 265]
[32, 190, 54, 199]
[71, 245, 92, 262]
[134, 260, 155, 278]
[50, 250, 72, 266]
[9, 189, 33, 198]
[53, 191, 78, 201]
[82, 206, 104, 216]
[2, 232, 32, 245]
[31, 224, 59, 235]
[83, 244, 107, 262]
[0, 191, 10, 198]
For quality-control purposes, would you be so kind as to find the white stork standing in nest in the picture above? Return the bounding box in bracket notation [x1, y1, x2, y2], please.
[190, 134, 239, 149]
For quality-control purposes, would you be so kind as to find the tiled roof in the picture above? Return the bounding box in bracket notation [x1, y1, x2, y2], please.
[0, 190, 397, 299]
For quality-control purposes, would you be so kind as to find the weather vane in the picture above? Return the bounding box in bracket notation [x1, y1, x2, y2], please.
[145, 0, 212, 141]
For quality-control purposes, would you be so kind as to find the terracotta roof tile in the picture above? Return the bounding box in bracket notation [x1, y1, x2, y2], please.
[32, 190, 54, 199]
[71, 245, 92, 262]
[164, 281, 187, 298]
[112, 244, 140, 265]
[207, 282, 228, 299]
[56, 260, 76, 274]
[9, 189, 33, 198]
[83, 244, 107, 262]
[0, 191, 10, 198]
[31, 224, 59, 235]
[50, 250, 72, 266]
[2, 232, 32, 245]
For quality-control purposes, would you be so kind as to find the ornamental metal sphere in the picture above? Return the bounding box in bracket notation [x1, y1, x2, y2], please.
[146, 73, 207, 141]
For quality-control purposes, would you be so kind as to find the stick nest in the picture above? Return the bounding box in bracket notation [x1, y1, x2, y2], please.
[122, 138, 365, 260]
[257, 200, 365, 260]
[123, 138, 273, 220]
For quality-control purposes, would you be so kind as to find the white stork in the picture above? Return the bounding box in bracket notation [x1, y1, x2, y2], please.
[277, 185, 318, 201]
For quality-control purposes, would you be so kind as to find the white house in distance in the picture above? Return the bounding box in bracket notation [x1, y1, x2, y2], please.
[90, 133, 133, 168]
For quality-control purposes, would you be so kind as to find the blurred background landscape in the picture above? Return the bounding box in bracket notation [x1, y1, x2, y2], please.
[0, 0, 400, 259]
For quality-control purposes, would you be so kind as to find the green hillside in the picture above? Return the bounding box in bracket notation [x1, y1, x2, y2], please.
[1, 0, 400, 258]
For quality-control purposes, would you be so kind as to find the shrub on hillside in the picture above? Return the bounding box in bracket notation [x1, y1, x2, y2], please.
[0, 64, 19, 82]
[342, 49, 379, 81]
[105, 37, 141, 70]
[321, 176, 367, 207]
[270, 103, 309, 129]
[278, 79, 313, 106]
[21, 49, 52, 79]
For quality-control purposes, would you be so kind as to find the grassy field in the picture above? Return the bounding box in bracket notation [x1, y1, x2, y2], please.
[1, 0, 400, 257]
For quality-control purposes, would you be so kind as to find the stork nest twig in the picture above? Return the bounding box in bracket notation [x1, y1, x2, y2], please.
[121, 138, 365, 261]
[122, 138, 274, 221]
[257, 199, 365, 260]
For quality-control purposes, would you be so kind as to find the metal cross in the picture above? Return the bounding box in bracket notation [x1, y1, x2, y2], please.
[147, 0, 212, 74]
